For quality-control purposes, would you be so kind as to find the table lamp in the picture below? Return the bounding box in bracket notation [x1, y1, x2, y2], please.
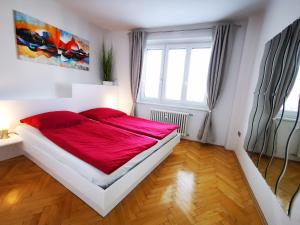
[0, 117, 10, 139]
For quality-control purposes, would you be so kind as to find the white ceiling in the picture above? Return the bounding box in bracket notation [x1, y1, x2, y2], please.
[55, 0, 269, 30]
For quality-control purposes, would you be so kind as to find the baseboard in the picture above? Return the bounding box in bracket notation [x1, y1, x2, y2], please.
[233, 151, 268, 225]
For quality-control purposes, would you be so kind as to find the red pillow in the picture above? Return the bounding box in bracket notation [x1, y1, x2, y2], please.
[21, 111, 88, 130]
[80, 108, 126, 121]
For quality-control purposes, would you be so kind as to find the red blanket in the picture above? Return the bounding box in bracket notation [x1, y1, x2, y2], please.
[41, 121, 157, 174]
[100, 115, 179, 140]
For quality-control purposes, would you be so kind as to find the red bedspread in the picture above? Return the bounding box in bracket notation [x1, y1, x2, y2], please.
[41, 121, 157, 174]
[100, 115, 179, 140]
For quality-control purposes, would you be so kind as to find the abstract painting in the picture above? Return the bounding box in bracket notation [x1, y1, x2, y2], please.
[14, 10, 89, 71]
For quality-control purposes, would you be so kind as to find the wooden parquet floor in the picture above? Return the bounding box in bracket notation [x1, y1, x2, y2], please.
[0, 140, 264, 225]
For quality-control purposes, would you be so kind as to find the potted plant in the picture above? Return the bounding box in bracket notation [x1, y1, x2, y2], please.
[101, 43, 114, 85]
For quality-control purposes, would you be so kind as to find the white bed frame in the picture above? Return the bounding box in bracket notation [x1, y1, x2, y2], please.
[22, 133, 180, 216]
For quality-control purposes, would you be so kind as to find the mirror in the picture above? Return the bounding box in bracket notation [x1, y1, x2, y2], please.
[244, 18, 300, 215]
[248, 117, 300, 213]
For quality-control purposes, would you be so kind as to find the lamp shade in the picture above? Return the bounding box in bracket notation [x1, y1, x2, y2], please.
[0, 117, 10, 130]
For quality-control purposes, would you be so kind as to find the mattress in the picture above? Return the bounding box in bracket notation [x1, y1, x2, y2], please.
[16, 124, 177, 188]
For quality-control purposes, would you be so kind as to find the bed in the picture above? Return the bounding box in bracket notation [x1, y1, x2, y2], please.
[17, 111, 180, 216]
[16, 124, 177, 188]
[80, 108, 179, 139]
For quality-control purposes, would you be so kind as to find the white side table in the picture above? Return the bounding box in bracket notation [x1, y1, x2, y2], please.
[0, 134, 22, 147]
[0, 134, 23, 161]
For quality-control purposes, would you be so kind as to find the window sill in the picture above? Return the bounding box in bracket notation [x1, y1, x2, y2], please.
[274, 111, 298, 122]
[274, 116, 298, 122]
[137, 101, 209, 112]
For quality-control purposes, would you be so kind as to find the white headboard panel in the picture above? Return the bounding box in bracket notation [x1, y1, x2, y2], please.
[0, 84, 119, 129]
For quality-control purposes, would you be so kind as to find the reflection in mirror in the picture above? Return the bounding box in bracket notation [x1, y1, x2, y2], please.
[278, 160, 300, 213]
[244, 18, 300, 215]
[274, 101, 300, 214]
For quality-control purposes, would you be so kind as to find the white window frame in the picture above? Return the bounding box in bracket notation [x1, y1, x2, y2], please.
[138, 41, 211, 110]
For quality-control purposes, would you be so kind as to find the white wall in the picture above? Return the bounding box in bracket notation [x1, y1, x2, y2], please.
[0, 0, 105, 99]
[228, 0, 300, 224]
[104, 32, 132, 114]
[225, 13, 265, 151]
[136, 23, 247, 146]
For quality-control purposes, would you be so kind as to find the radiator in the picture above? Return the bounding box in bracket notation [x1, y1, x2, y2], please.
[150, 109, 190, 136]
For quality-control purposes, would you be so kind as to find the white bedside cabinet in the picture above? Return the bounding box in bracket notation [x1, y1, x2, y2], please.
[0, 134, 23, 161]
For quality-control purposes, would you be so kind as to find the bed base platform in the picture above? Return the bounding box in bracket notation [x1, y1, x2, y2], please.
[21, 134, 181, 217]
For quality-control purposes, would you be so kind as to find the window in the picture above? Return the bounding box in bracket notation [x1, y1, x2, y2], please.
[285, 68, 300, 112]
[139, 42, 212, 108]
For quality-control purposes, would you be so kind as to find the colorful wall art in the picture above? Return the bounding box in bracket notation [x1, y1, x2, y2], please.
[14, 10, 89, 71]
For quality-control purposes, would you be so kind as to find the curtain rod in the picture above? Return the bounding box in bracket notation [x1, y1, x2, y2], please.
[141, 24, 242, 34]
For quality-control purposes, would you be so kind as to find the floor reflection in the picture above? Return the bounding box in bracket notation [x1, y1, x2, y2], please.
[161, 185, 173, 204]
[175, 170, 195, 213]
[5, 189, 20, 206]
[161, 169, 195, 213]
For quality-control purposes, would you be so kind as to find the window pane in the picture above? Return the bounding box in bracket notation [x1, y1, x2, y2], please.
[143, 49, 163, 98]
[285, 68, 300, 112]
[143, 50, 163, 98]
[186, 48, 211, 102]
[165, 49, 186, 100]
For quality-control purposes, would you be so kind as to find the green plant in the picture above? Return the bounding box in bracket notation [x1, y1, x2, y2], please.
[101, 43, 113, 81]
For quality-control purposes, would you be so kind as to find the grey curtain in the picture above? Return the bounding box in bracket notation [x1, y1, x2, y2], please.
[198, 24, 232, 143]
[129, 30, 146, 116]
[244, 18, 300, 153]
